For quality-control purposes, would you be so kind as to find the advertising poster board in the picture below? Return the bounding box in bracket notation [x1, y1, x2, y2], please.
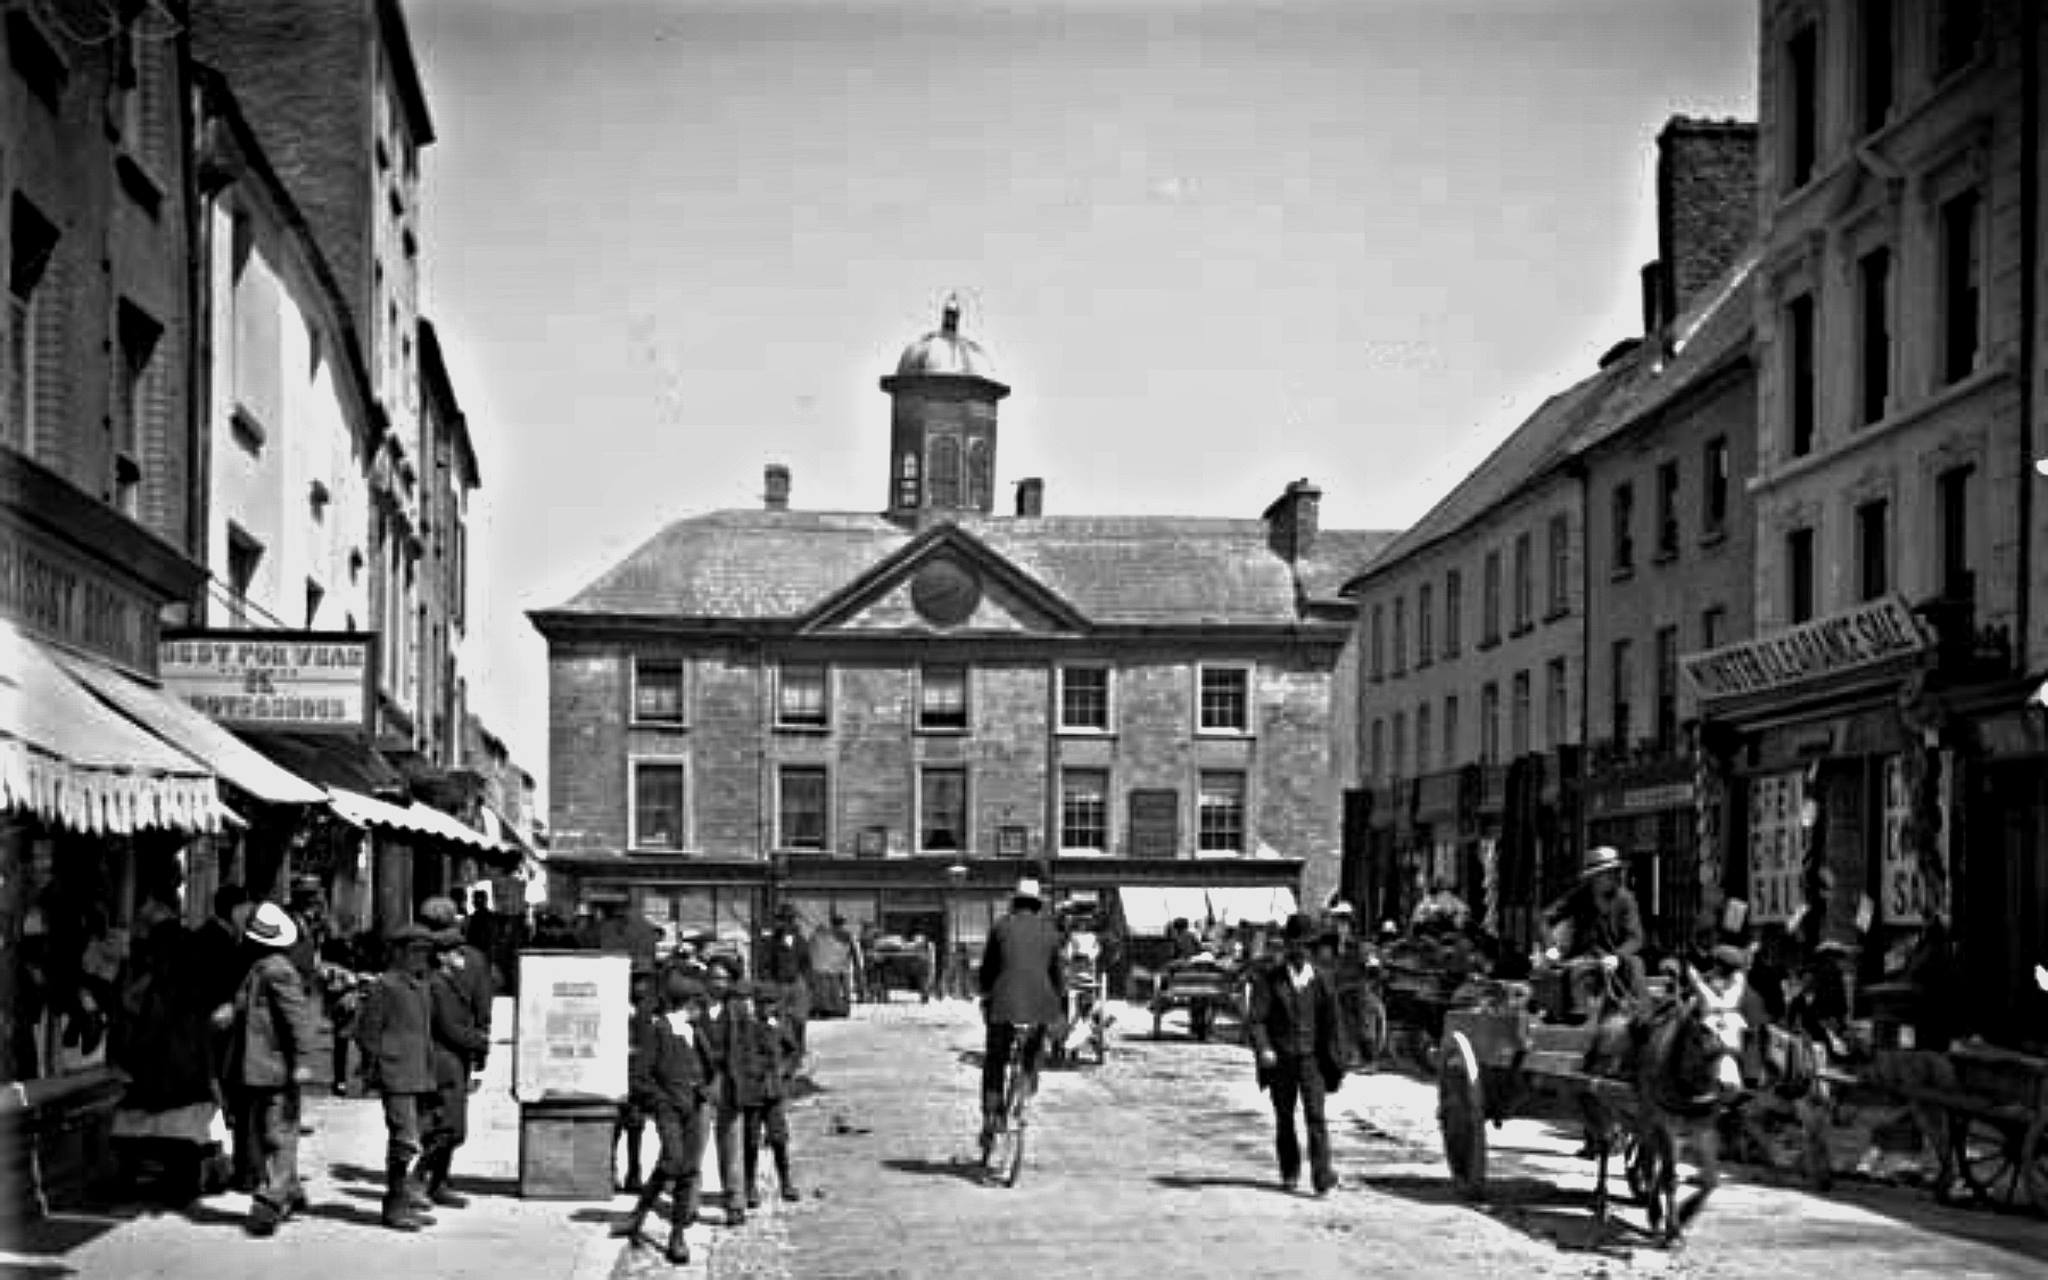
[514, 951, 631, 1103]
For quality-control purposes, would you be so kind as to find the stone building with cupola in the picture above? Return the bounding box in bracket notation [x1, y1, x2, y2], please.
[530, 301, 1396, 979]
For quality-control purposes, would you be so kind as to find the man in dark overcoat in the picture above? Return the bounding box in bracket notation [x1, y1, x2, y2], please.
[976, 878, 1065, 1150]
[355, 923, 440, 1231]
[1246, 912, 1344, 1196]
[419, 928, 491, 1208]
[759, 904, 812, 1057]
[233, 903, 319, 1234]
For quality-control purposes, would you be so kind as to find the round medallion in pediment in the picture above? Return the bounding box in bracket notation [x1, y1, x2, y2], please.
[911, 557, 982, 628]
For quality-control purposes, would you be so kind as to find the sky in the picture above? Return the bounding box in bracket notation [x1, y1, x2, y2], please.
[405, 0, 1756, 809]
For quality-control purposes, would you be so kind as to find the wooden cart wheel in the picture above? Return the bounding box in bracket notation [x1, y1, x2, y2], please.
[1954, 1114, 2023, 1205]
[1438, 1029, 1488, 1200]
[2019, 1115, 2048, 1216]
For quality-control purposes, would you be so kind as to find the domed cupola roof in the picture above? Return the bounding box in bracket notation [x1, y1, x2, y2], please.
[894, 297, 998, 380]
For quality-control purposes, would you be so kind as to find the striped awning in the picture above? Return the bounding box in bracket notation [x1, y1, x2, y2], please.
[326, 786, 505, 857]
[0, 622, 221, 835]
[52, 650, 326, 806]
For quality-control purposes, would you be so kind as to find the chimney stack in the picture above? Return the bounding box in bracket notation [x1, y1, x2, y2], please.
[1655, 117, 1757, 321]
[1263, 478, 1321, 563]
[764, 463, 790, 511]
[1015, 477, 1044, 518]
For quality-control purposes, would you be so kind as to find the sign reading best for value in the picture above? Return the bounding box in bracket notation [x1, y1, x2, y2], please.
[159, 631, 375, 732]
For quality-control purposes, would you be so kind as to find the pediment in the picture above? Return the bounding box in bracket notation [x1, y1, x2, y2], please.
[799, 525, 1089, 636]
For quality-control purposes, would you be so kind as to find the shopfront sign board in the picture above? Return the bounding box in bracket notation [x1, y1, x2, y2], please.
[1682, 596, 1933, 702]
[514, 951, 631, 1103]
[159, 629, 377, 733]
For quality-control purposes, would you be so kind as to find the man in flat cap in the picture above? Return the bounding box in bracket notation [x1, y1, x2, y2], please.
[417, 926, 491, 1209]
[616, 968, 715, 1265]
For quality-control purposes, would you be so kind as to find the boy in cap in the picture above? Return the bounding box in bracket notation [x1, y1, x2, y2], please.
[743, 983, 802, 1206]
[700, 956, 752, 1225]
[419, 927, 491, 1207]
[233, 903, 320, 1235]
[616, 968, 715, 1265]
[354, 922, 441, 1231]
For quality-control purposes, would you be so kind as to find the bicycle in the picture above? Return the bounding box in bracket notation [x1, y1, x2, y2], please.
[980, 1022, 1043, 1187]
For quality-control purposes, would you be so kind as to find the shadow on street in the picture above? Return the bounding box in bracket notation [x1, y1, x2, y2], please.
[1150, 1173, 1295, 1194]
[878, 1156, 987, 1185]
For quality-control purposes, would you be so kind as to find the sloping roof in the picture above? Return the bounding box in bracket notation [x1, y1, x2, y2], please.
[1297, 529, 1402, 601]
[1348, 353, 1647, 583]
[1569, 253, 1757, 459]
[538, 510, 1398, 630]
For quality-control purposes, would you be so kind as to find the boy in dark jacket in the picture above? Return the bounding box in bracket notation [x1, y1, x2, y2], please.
[700, 955, 749, 1225]
[615, 968, 714, 1265]
[355, 923, 441, 1231]
[420, 928, 492, 1207]
[742, 984, 803, 1206]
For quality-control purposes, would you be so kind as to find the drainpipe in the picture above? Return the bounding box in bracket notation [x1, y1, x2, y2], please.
[2019, 3, 2039, 678]
[183, 61, 211, 612]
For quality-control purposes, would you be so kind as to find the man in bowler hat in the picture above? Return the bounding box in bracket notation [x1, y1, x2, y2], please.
[1246, 912, 1344, 1196]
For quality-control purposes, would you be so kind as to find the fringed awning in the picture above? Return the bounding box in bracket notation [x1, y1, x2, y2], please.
[1, 621, 221, 836]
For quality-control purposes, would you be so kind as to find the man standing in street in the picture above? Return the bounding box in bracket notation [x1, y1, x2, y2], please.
[355, 923, 440, 1231]
[232, 903, 318, 1235]
[196, 884, 255, 1190]
[976, 878, 1064, 1156]
[759, 904, 811, 1060]
[1246, 912, 1343, 1197]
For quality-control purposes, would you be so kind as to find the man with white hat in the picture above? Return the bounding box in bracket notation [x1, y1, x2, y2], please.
[975, 877, 1064, 1161]
[232, 902, 319, 1235]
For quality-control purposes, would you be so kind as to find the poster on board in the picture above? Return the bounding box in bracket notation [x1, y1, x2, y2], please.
[514, 950, 631, 1104]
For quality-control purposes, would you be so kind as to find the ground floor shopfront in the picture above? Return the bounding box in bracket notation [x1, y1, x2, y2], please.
[546, 851, 1303, 992]
[1583, 756, 1702, 956]
[1686, 595, 2048, 1051]
[1350, 752, 1575, 954]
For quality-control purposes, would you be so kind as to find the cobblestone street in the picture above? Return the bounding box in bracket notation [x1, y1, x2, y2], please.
[627, 1000, 2048, 1280]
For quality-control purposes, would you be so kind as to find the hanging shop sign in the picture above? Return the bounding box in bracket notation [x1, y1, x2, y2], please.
[159, 630, 377, 733]
[1682, 596, 1934, 702]
[1879, 753, 1949, 924]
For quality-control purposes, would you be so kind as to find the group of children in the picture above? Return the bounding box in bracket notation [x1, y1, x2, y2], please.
[612, 954, 803, 1267]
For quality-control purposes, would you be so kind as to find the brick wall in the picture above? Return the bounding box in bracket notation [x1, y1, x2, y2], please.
[544, 635, 1346, 894]
[1657, 118, 1757, 322]
[4, 3, 195, 561]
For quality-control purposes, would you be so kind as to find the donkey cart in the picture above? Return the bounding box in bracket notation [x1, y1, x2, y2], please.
[1437, 997, 1731, 1246]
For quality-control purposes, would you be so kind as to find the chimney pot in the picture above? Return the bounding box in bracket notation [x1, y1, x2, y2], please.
[1264, 479, 1321, 562]
[764, 463, 791, 511]
[1015, 477, 1044, 518]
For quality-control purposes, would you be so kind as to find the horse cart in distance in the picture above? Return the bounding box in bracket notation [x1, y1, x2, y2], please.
[1436, 975, 1739, 1247]
[1148, 956, 1242, 1042]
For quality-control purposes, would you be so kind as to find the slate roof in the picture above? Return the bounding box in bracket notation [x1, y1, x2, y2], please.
[539, 510, 1400, 630]
[1568, 252, 1757, 459]
[1346, 352, 1647, 584]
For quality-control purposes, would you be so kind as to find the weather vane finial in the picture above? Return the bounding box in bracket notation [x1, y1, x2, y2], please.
[941, 292, 962, 336]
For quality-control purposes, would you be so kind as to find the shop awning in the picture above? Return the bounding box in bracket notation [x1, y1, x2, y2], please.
[1116, 885, 1214, 937]
[325, 786, 507, 858]
[52, 651, 326, 806]
[0, 623, 220, 835]
[1207, 885, 1299, 928]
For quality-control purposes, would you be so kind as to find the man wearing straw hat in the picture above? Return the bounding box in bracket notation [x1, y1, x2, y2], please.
[232, 902, 319, 1236]
[1544, 845, 1647, 1008]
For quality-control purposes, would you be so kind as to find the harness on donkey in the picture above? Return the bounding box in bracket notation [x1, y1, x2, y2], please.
[1575, 971, 1734, 1246]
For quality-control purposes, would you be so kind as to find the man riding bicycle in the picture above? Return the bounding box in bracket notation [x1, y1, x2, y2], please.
[978, 877, 1065, 1150]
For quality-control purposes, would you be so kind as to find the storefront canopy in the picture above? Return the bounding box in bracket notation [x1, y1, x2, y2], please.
[326, 786, 509, 859]
[52, 651, 326, 807]
[1206, 885, 1300, 929]
[0, 623, 220, 835]
[1117, 886, 1215, 937]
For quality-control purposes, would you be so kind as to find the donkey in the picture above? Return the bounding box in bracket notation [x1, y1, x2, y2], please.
[1625, 990, 1735, 1246]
